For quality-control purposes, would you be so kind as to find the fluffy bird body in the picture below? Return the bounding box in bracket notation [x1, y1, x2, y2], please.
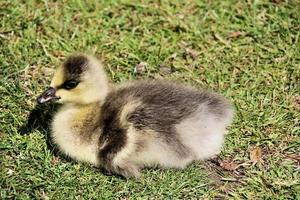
[37, 54, 234, 178]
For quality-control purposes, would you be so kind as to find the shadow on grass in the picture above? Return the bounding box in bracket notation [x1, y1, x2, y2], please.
[19, 103, 60, 155]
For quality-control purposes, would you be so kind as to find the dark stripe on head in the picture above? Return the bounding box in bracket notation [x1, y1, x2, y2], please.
[63, 55, 89, 81]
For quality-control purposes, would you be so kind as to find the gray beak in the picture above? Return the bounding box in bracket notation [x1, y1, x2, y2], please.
[37, 87, 60, 104]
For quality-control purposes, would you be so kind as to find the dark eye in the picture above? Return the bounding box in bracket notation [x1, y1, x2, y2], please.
[63, 80, 79, 90]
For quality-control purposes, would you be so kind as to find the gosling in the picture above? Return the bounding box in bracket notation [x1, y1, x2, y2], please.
[37, 54, 234, 178]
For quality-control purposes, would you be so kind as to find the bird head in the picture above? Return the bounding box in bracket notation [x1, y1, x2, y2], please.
[37, 54, 108, 105]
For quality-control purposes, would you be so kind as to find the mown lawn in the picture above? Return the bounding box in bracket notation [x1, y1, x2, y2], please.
[1, 0, 299, 199]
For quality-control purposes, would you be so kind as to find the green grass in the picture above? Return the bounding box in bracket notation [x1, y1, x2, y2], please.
[1, 0, 299, 199]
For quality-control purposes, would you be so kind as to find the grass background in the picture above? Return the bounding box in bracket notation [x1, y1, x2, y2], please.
[1, 0, 299, 199]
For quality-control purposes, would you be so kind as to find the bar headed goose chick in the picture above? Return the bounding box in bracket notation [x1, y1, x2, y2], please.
[37, 54, 234, 178]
